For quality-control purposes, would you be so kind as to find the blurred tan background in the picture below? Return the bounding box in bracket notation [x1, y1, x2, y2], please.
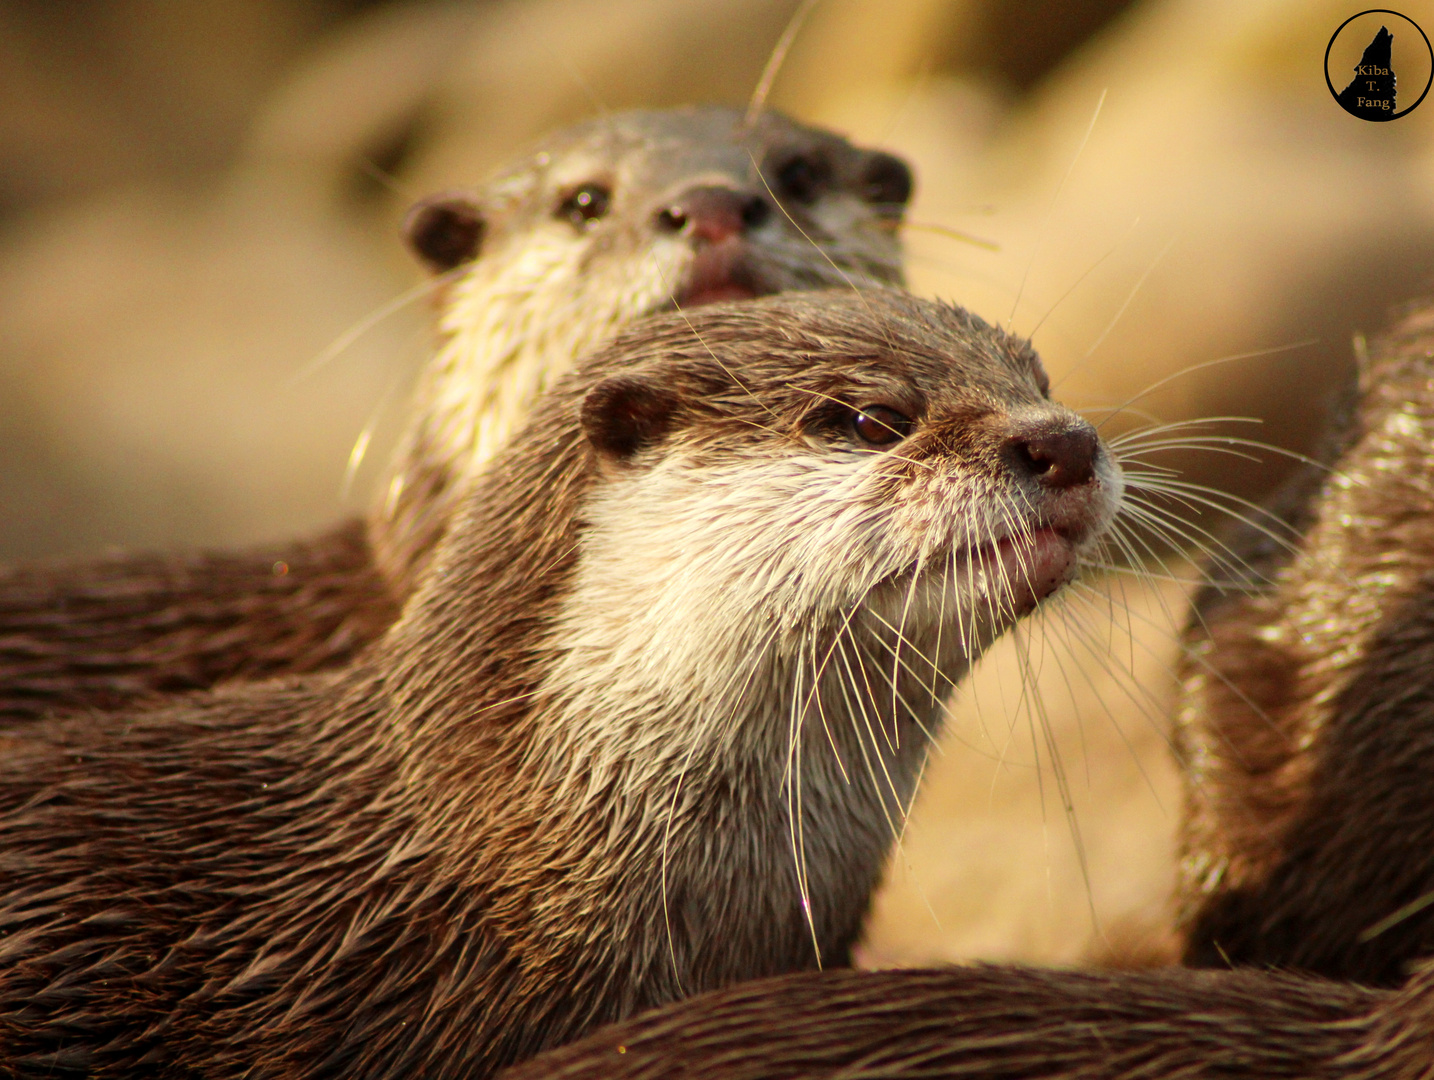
[3, 0, 1432, 967]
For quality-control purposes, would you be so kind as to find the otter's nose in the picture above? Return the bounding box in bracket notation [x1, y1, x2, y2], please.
[656, 186, 770, 243]
[1007, 418, 1099, 490]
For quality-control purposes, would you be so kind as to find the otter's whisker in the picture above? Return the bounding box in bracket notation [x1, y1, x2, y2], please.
[863, 609, 962, 701]
[1008, 87, 1107, 332]
[1112, 499, 1264, 586]
[650, 254, 781, 423]
[899, 219, 1001, 253]
[833, 632, 910, 843]
[660, 731, 701, 997]
[1025, 215, 1140, 341]
[1012, 624, 1099, 929]
[1044, 589, 1183, 787]
[889, 552, 935, 749]
[1106, 414, 1263, 447]
[743, 0, 821, 130]
[855, 638, 944, 749]
[290, 274, 452, 385]
[1057, 234, 1178, 390]
[807, 628, 853, 786]
[1095, 340, 1319, 431]
[784, 644, 821, 967]
[747, 150, 894, 355]
[341, 367, 411, 499]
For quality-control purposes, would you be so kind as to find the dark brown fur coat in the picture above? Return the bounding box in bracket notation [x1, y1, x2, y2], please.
[0, 292, 1074, 1078]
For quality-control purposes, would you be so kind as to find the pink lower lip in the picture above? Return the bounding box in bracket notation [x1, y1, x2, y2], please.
[676, 239, 766, 308]
[986, 528, 1077, 609]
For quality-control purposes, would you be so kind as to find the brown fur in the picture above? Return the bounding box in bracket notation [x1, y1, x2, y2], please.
[0, 290, 1106, 1078]
[498, 964, 1410, 1079]
[0, 520, 394, 720]
[0, 107, 909, 721]
[1176, 302, 1434, 984]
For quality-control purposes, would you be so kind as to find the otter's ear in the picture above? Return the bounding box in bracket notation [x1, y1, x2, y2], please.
[404, 193, 485, 273]
[859, 151, 913, 212]
[581, 375, 679, 462]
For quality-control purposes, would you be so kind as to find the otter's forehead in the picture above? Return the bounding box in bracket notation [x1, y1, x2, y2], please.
[485, 106, 881, 221]
[582, 289, 1047, 413]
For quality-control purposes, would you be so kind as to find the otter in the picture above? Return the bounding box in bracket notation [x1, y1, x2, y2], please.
[487, 307, 1434, 1077]
[1174, 302, 1434, 985]
[0, 290, 1121, 1078]
[0, 106, 912, 720]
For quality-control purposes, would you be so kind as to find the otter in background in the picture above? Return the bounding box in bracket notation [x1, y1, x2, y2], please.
[0, 107, 911, 720]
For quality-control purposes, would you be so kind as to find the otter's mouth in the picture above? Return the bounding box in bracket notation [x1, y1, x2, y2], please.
[674, 243, 770, 308]
[967, 527, 1079, 615]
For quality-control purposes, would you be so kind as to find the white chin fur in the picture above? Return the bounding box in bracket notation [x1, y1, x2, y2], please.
[536, 446, 1121, 779]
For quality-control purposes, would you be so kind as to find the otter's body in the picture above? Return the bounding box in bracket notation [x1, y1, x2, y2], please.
[0, 107, 911, 720]
[498, 964, 1400, 1079]
[1176, 303, 1434, 984]
[0, 292, 1120, 1077]
[0, 521, 393, 718]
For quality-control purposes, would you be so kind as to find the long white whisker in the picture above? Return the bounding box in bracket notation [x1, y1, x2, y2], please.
[1095, 340, 1319, 431]
[1008, 88, 1108, 331]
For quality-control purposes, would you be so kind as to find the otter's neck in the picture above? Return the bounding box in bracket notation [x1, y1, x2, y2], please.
[370, 242, 674, 598]
[366, 402, 965, 1025]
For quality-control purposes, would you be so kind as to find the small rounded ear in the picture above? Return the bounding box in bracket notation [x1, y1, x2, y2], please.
[403, 193, 484, 272]
[859, 151, 913, 211]
[581, 375, 679, 461]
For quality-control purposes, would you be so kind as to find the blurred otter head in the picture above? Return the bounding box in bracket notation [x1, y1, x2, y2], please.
[377, 105, 913, 592]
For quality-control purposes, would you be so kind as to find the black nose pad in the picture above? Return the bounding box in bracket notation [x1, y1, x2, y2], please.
[1007, 419, 1099, 490]
[655, 186, 770, 242]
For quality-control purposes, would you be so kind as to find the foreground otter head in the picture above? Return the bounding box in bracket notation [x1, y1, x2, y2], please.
[560, 288, 1118, 676]
[401, 290, 1124, 985]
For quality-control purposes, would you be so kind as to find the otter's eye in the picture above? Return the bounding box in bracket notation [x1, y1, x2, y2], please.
[558, 183, 611, 229]
[775, 153, 832, 205]
[851, 405, 913, 446]
[860, 153, 913, 209]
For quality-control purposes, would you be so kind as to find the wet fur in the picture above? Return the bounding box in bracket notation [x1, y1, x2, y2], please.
[0, 291, 1116, 1077]
[492, 300, 1434, 1080]
[498, 964, 1411, 1079]
[0, 107, 906, 721]
[1176, 303, 1434, 984]
[0, 520, 394, 721]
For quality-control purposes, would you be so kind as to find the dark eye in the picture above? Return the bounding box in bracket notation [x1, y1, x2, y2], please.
[557, 183, 611, 229]
[860, 152, 913, 210]
[775, 153, 832, 205]
[851, 405, 913, 446]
